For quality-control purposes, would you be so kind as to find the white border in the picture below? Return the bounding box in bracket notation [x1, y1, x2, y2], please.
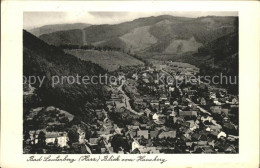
[1, 1, 260, 168]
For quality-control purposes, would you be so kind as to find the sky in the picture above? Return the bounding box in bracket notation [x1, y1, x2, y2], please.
[24, 11, 238, 29]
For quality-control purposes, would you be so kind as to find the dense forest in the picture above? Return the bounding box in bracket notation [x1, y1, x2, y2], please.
[23, 30, 109, 122]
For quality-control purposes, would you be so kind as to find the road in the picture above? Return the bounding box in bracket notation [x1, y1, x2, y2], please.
[186, 98, 223, 128]
[117, 80, 143, 116]
[186, 98, 212, 115]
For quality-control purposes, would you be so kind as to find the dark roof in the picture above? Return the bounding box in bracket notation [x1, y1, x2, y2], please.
[191, 133, 201, 140]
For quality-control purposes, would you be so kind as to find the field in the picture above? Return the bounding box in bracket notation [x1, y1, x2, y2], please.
[64, 49, 144, 71]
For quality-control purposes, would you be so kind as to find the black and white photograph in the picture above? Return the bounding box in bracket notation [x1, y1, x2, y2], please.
[2, 1, 260, 167]
[22, 11, 240, 154]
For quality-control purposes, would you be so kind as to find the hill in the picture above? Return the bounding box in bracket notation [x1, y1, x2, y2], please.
[23, 30, 108, 118]
[64, 49, 144, 71]
[172, 32, 238, 94]
[38, 15, 237, 55]
[39, 29, 84, 46]
[28, 23, 91, 36]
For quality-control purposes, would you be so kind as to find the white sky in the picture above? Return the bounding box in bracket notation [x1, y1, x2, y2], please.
[24, 11, 238, 29]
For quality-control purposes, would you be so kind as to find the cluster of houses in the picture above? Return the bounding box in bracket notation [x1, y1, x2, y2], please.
[23, 62, 238, 154]
[101, 63, 239, 153]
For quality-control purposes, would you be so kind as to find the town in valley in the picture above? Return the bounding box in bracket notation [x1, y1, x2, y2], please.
[24, 61, 238, 154]
[23, 13, 239, 154]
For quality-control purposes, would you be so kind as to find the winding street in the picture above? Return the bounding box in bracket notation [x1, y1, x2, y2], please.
[117, 80, 143, 116]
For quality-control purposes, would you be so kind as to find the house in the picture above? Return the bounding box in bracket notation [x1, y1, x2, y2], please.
[167, 79, 174, 86]
[101, 148, 107, 154]
[71, 142, 91, 154]
[45, 132, 68, 147]
[172, 116, 178, 123]
[152, 113, 159, 121]
[132, 139, 141, 151]
[200, 145, 214, 153]
[89, 138, 99, 145]
[137, 130, 149, 139]
[209, 129, 219, 137]
[149, 148, 160, 154]
[97, 130, 111, 135]
[159, 95, 167, 101]
[181, 120, 198, 130]
[78, 129, 85, 144]
[134, 97, 143, 103]
[201, 116, 213, 122]
[191, 133, 201, 141]
[200, 98, 206, 106]
[144, 108, 152, 117]
[221, 108, 229, 116]
[143, 78, 150, 84]
[209, 125, 221, 131]
[150, 130, 160, 139]
[218, 98, 227, 103]
[132, 73, 138, 80]
[96, 109, 105, 120]
[210, 92, 216, 99]
[139, 146, 156, 153]
[127, 130, 137, 138]
[154, 79, 159, 84]
[197, 141, 208, 146]
[165, 101, 170, 106]
[158, 131, 176, 139]
[179, 111, 197, 117]
[213, 100, 222, 106]
[217, 131, 227, 139]
[188, 102, 197, 110]
[127, 125, 139, 130]
[231, 97, 238, 105]
[210, 106, 222, 114]
[108, 147, 114, 152]
[111, 94, 122, 101]
[224, 144, 237, 153]
[169, 86, 175, 92]
[150, 100, 159, 106]
[172, 101, 178, 106]
[181, 121, 192, 128]
[106, 100, 114, 106]
[187, 90, 196, 96]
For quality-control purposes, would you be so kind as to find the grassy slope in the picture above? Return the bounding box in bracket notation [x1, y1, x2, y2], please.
[64, 49, 144, 71]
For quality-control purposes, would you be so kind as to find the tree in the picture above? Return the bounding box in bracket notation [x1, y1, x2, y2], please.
[23, 130, 30, 144]
[38, 131, 46, 147]
[68, 126, 79, 146]
[111, 134, 130, 153]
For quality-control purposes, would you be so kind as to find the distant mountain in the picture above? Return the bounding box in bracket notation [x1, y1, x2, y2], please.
[38, 15, 237, 55]
[39, 29, 84, 46]
[28, 23, 91, 37]
[35, 15, 239, 94]
[23, 30, 108, 116]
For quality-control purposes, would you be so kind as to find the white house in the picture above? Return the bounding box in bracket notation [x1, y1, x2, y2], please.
[165, 101, 170, 106]
[217, 131, 227, 139]
[152, 113, 159, 121]
[45, 132, 68, 147]
[231, 98, 238, 105]
[78, 129, 85, 144]
[132, 139, 140, 151]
